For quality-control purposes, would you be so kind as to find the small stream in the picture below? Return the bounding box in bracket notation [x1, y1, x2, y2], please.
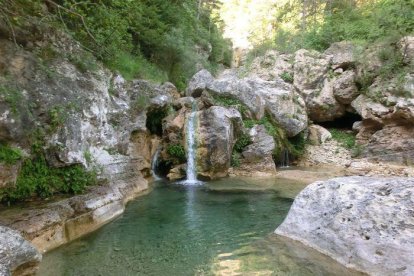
[38, 177, 363, 276]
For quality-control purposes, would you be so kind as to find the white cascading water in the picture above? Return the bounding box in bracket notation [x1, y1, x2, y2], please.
[185, 102, 198, 183]
[151, 148, 161, 180]
[280, 148, 290, 168]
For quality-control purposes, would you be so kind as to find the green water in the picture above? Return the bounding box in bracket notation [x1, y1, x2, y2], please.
[38, 178, 363, 276]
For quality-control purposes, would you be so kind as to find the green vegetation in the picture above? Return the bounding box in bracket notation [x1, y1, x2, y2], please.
[231, 152, 241, 167]
[231, 133, 253, 167]
[212, 95, 249, 115]
[0, 144, 23, 165]
[0, 85, 22, 116]
[280, 71, 294, 83]
[233, 134, 252, 153]
[271, 0, 413, 52]
[167, 144, 186, 164]
[2, 0, 232, 87]
[0, 155, 97, 203]
[330, 128, 356, 149]
[244, 115, 306, 159]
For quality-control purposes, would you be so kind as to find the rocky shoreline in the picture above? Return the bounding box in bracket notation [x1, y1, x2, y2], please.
[0, 175, 150, 275]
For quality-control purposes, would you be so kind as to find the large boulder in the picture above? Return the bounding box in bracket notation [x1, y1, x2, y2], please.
[246, 50, 294, 81]
[333, 70, 359, 104]
[276, 177, 414, 276]
[196, 106, 243, 179]
[293, 49, 331, 93]
[307, 125, 331, 145]
[192, 71, 308, 137]
[360, 125, 414, 165]
[324, 41, 356, 70]
[234, 125, 277, 177]
[0, 226, 42, 276]
[186, 69, 215, 97]
[306, 79, 345, 122]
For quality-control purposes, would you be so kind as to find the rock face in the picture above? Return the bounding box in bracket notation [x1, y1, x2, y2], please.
[196, 106, 243, 179]
[275, 177, 414, 276]
[187, 69, 308, 137]
[0, 31, 176, 197]
[0, 176, 148, 254]
[233, 125, 277, 177]
[307, 125, 331, 145]
[0, 226, 42, 276]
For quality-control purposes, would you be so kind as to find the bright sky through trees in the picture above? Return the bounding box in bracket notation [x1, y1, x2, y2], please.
[217, 0, 279, 49]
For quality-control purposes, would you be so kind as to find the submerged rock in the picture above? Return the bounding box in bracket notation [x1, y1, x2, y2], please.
[0, 226, 42, 276]
[275, 176, 414, 276]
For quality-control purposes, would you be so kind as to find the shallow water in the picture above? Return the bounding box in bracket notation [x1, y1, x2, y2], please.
[38, 177, 363, 276]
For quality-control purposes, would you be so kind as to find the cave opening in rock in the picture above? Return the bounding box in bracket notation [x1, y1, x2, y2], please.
[146, 107, 169, 136]
[318, 112, 362, 130]
[155, 160, 173, 178]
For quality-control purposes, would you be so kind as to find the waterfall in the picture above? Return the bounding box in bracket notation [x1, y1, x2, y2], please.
[185, 102, 198, 184]
[280, 149, 290, 168]
[151, 148, 161, 180]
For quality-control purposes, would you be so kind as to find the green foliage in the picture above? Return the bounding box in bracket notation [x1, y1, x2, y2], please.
[146, 107, 169, 136]
[107, 52, 167, 82]
[167, 144, 186, 163]
[231, 152, 241, 167]
[133, 95, 150, 113]
[68, 52, 98, 73]
[1, 155, 97, 203]
[0, 144, 22, 165]
[330, 128, 356, 149]
[280, 71, 294, 83]
[48, 106, 67, 131]
[212, 95, 249, 116]
[287, 132, 307, 158]
[272, 0, 414, 53]
[233, 134, 252, 153]
[0, 85, 22, 116]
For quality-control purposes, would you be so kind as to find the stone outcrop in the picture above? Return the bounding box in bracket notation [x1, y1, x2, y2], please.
[246, 50, 294, 81]
[0, 31, 176, 195]
[276, 176, 414, 276]
[187, 70, 308, 137]
[324, 41, 356, 69]
[307, 125, 331, 145]
[0, 175, 148, 254]
[0, 226, 42, 276]
[232, 125, 277, 177]
[196, 106, 243, 179]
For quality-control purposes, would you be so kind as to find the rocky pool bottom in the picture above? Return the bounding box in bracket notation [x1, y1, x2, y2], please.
[37, 176, 363, 276]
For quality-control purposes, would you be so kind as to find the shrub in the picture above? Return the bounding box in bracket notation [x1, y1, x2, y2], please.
[1, 155, 97, 203]
[233, 134, 252, 153]
[231, 152, 241, 167]
[280, 71, 293, 83]
[167, 144, 186, 163]
[0, 144, 23, 165]
[330, 128, 356, 149]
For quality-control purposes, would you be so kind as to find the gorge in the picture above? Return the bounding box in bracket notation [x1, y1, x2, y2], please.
[0, 0, 414, 275]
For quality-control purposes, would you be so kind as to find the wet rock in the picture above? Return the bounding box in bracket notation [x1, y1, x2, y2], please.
[0, 226, 42, 276]
[196, 106, 243, 179]
[167, 164, 186, 181]
[275, 176, 414, 276]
